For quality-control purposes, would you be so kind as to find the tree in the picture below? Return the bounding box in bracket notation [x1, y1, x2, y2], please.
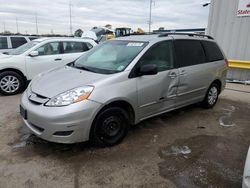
[3, 30, 11, 35]
[74, 29, 83, 37]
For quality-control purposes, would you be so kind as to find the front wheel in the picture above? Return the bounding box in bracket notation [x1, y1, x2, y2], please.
[0, 71, 25, 95]
[90, 107, 129, 147]
[201, 83, 219, 108]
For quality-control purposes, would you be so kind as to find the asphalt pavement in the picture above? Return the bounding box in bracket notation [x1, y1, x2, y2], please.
[0, 83, 249, 188]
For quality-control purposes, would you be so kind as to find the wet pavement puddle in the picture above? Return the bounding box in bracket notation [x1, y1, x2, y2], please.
[158, 135, 245, 188]
[8, 126, 91, 157]
[219, 106, 236, 127]
[160, 146, 191, 156]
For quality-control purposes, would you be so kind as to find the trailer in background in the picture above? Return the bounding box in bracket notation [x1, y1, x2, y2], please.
[207, 0, 250, 84]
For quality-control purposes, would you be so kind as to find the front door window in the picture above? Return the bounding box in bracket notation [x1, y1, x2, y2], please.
[37, 42, 61, 56]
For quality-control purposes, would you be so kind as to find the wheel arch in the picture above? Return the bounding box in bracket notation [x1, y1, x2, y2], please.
[211, 79, 222, 94]
[93, 99, 136, 126]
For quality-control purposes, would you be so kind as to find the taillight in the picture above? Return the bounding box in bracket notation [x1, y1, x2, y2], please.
[225, 59, 229, 67]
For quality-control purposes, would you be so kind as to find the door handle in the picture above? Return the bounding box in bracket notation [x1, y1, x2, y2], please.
[54, 58, 62, 61]
[168, 72, 177, 78]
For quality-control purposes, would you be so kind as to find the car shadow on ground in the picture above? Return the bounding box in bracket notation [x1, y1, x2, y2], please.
[9, 103, 202, 157]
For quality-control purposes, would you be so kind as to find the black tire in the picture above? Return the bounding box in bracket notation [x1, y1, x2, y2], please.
[0, 71, 25, 95]
[201, 83, 220, 109]
[90, 107, 130, 147]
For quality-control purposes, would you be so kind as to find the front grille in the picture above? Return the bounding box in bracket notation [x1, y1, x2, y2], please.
[36, 93, 47, 99]
[28, 92, 49, 105]
[29, 100, 42, 105]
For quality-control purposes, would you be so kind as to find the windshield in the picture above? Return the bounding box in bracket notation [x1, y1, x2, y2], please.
[74, 40, 147, 74]
[9, 41, 39, 55]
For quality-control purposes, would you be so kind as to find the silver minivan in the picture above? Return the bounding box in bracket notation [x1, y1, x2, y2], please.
[20, 33, 228, 147]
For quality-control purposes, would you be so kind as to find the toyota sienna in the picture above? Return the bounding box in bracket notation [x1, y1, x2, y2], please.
[20, 33, 228, 147]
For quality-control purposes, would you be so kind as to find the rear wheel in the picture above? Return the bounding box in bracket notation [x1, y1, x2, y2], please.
[201, 83, 219, 108]
[0, 71, 25, 95]
[90, 107, 129, 147]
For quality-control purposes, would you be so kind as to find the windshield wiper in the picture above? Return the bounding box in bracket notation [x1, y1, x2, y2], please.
[74, 65, 96, 73]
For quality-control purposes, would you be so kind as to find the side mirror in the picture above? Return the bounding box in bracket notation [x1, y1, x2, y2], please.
[139, 64, 158, 76]
[29, 51, 39, 57]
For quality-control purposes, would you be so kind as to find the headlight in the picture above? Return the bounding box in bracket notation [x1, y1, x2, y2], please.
[45, 86, 94, 107]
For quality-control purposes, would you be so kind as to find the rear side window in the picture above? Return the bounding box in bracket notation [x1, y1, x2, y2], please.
[0, 37, 8, 49]
[174, 40, 206, 67]
[202, 41, 224, 62]
[10, 37, 27, 48]
[139, 41, 174, 72]
[63, 42, 90, 54]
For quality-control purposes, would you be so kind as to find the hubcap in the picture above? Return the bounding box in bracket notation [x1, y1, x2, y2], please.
[208, 86, 218, 105]
[101, 116, 121, 138]
[0, 75, 20, 93]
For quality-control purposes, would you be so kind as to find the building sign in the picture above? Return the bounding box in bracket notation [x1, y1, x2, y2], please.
[237, 0, 250, 17]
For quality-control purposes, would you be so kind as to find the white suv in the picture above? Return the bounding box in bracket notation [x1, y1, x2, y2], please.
[0, 38, 97, 95]
[0, 35, 37, 53]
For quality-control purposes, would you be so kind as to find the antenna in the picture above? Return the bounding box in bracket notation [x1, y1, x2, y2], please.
[148, 0, 153, 33]
[69, 0, 73, 36]
[35, 13, 39, 35]
[3, 21, 6, 32]
[16, 17, 19, 33]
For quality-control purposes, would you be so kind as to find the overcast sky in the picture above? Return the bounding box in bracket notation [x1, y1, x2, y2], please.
[0, 0, 210, 35]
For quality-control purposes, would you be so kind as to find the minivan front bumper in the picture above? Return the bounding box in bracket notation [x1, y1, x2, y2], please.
[20, 91, 102, 144]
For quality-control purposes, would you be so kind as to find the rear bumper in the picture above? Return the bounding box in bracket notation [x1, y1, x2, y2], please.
[20, 91, 102, 144]
[220, 66, 228, 93]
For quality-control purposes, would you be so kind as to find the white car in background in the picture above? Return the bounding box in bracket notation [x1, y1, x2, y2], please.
[0, 35, 38, 54]
[0, 38, 97, 95]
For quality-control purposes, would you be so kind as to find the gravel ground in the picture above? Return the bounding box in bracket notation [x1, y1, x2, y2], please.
[0, 83, 249, 188]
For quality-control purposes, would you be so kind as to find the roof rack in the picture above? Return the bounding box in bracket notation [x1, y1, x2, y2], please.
[158, 32, 214, 40]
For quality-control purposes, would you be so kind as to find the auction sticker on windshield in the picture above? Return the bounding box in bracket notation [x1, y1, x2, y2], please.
[127, 42, 144, 47]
